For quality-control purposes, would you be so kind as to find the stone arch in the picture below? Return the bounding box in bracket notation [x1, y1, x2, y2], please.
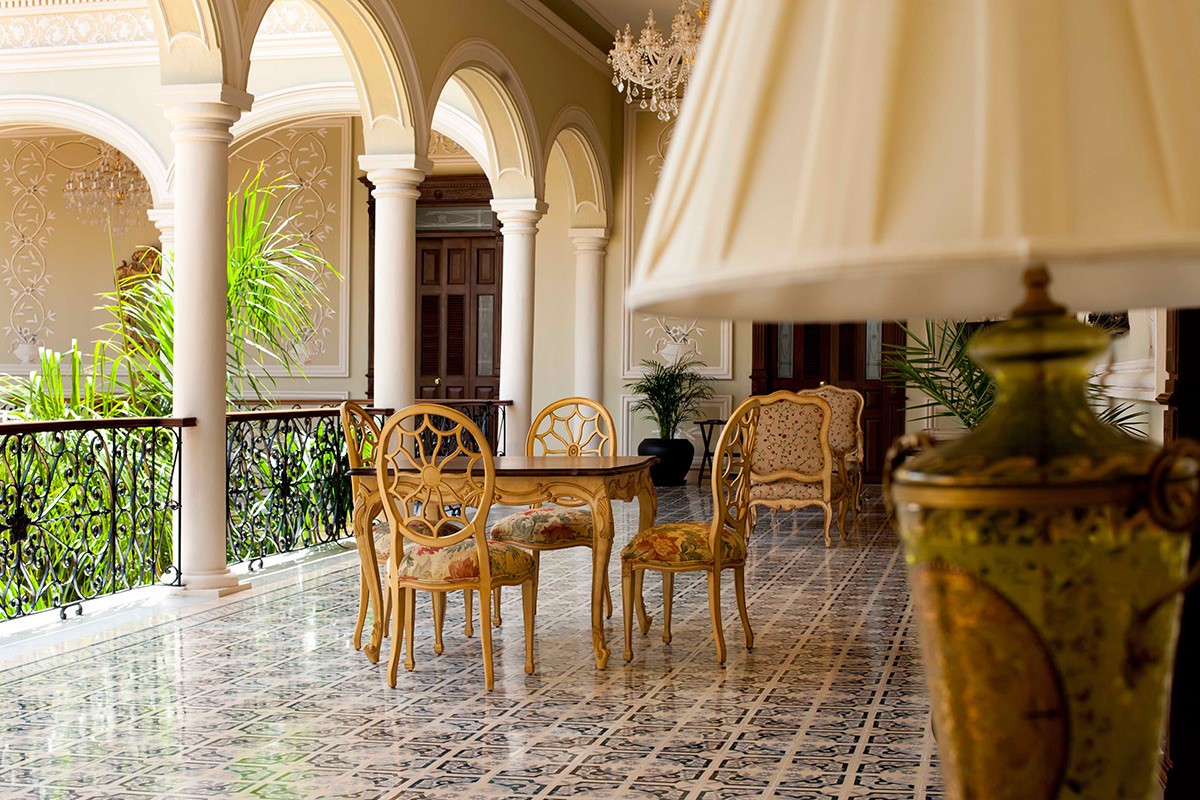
[150, 0, 424, 155]
[0, 95, 170, 205]
[428, 39, 541, 201]
[544, 105, 612, 230]
[232, 82, 490, 172]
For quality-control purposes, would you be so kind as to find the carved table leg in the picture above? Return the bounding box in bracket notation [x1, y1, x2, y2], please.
[356, 495, 386, 665]
[589, 483, 615, 669]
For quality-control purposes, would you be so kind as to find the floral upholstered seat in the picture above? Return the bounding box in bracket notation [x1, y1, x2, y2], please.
[490, 507, 594, 547]
[748, 392, 846, 546]
[395, 538, 536, 584]
[620, 400, 761, 665]
[748, 472, 845, 502]
[621, 521, 746, 565]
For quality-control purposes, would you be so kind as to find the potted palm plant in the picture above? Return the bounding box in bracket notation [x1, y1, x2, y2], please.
[626, 358, 714, 486]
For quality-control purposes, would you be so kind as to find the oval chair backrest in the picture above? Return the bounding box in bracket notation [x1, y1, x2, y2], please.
[709, 397, 761, 565]
[750, 391, 834, 479]
[798, 385, 864, 461]
[527, 397, 616, 457]
[375, 405, 496, 557]
[341, 401, 381, 500]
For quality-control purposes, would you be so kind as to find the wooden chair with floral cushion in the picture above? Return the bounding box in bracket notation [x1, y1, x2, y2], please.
[342, 401, 477, 662]
[798, 385, 865, 515]
[621, 397, 760, 664]
[375, 405, 536, 690]
[748, 391, 846, 546]
[489, 397, 617, 625]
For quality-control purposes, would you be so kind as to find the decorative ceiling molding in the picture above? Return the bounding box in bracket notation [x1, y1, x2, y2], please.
[0, 0, 339, 72]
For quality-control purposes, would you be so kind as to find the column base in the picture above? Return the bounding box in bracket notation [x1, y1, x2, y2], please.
[172, 570, 252, 596]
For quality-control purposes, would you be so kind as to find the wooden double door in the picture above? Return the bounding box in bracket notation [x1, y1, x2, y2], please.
[751, 321, 906, 482]
[415, 232, 503, 400]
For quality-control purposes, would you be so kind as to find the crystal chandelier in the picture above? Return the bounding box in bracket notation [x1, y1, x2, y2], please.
[63, 144, 152, 236]
[609, 1, 707, 122]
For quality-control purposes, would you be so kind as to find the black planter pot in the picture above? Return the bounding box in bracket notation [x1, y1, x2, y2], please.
[638, 438, 695, 487]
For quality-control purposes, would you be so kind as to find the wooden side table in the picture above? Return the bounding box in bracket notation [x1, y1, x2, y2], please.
[695, 419, 727, 486]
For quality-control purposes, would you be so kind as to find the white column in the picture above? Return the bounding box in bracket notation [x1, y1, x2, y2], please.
[147, 205, 175, 255]
[492, 199, 547, 453]
[569, 228, 608, 401]
[158, 84, 252, 593]
[359, 155, 431, 410]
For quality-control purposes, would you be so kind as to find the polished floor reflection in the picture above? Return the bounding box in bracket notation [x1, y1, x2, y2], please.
[0, 487, 941, 799]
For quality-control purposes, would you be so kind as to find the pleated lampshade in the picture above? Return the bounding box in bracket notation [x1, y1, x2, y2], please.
[628, 0, 1200, 322]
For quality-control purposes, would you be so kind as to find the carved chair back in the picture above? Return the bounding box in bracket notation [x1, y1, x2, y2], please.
[708, 397, 761, 566]
[797, 385, 864, 467]
[341, 401, 381, 504]
[749, 391, 834, 496]
[375, 405, 496, 575]
[527, 397, 616, 458]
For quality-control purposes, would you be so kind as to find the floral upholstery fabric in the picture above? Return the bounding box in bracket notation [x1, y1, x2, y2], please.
[751, 400, 829, 475]
[370, 518, 392, 559]
[800, 387, 862, 460]
[749, 473, 845, 502]
[490, 507, 594, 547]
[395, 538, 535, 584]
[621, 522, 746, 565]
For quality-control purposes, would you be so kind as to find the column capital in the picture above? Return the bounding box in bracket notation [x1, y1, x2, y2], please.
[147, 205, 175, 251]
[569, 227, 610, 252]
[359, 153, 432, 198]
[157, 84, 253, 143]
[492, 198, 548, 235]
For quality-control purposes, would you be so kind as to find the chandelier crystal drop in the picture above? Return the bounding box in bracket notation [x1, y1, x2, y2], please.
[63, 144, 152, 237]
[609, 0, 707, 122]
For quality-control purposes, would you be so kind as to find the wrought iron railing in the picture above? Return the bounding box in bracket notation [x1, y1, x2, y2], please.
[224, 399, 509, 566]
[0, 417, 191, 620]
[435, 399, 510, 456]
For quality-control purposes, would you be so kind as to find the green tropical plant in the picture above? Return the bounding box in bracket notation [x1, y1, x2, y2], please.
[1, 167, 336, 419]
[626, 359, 715, 439]
[883, 319, 1145, 437]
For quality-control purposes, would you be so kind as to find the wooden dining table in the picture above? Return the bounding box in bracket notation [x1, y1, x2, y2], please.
[349, 455, 659, 669]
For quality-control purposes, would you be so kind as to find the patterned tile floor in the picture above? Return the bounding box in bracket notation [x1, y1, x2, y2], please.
[0, 486, 942, 800]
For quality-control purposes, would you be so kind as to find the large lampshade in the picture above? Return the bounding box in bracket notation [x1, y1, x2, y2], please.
[629, 0, 1200, 322]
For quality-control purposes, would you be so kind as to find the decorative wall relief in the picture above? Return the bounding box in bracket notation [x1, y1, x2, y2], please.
[622, 110, 732, 379]
[1, 138, 55, 361]
[0, 7, 155, 49]
[0, 133, 159, 367]
[231, 120, 350, 375]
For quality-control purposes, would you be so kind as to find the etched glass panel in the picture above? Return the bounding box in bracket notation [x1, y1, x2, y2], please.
[477, 295, 494, 375]
[866, 320, 883, 380]
[776, 324, 794, 379]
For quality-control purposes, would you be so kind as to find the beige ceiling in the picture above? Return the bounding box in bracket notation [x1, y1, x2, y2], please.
[575, 0, 697, 35]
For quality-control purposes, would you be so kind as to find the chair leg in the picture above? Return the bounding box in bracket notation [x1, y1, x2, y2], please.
[531, 551, 540, 618]
[382, 583, 393, 639]
[603, 574, 613, 619]
[386, 583, 403, 687]
[405, 588, 416, 672]
[662, 571, 674, 644]
[822, 504, 833, 547]
[480, 583, 495, 691]
[621, 562, 635, 662]
[492, 586, 503, 627]
[634, 567, 652, 635]
[464, 589, 474, 637]
[521, 578, 535, 675]
[354, 563, 368, 651]
[837, 497, 850, 541]
[734, 566, 754, 651]
[747, 506, 758, 540]
[432, 591, 446, 655]
[707, 569, 727, 665]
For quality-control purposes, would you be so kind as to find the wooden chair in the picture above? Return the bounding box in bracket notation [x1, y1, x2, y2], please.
[375, 404, 536, 690]
[621, 397, 760, 664]
[489, 397, 616, 625]
[798, 385, 865, 515]
[343, 401, 480, 660]
[747, 392, 846, 546]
